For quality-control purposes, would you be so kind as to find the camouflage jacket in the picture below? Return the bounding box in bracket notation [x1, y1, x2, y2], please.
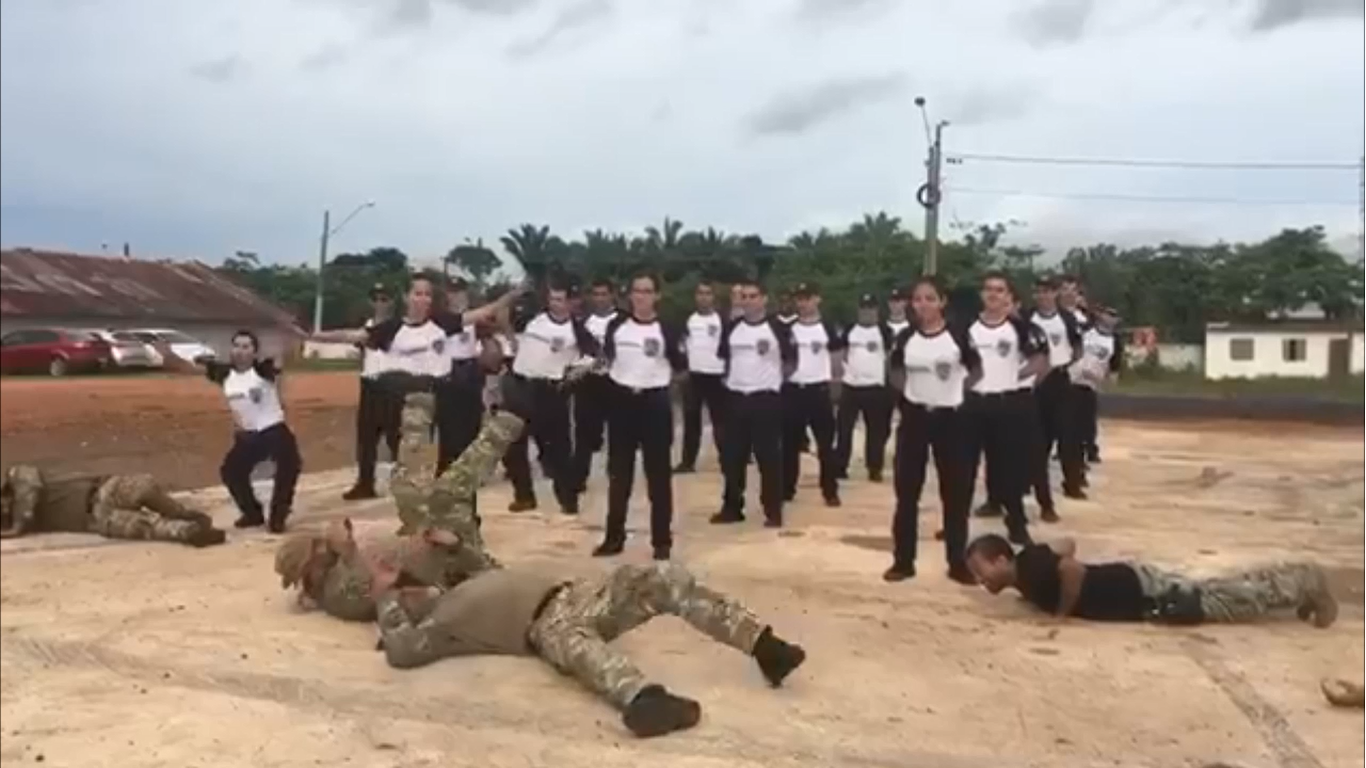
[313, 410, 526, 622]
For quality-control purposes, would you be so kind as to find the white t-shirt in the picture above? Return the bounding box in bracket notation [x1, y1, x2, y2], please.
[893, 326, 980, 408]
[1070, 328, 1117, 389]
[208, 361, 286, 432]
[720, 317, 794, 394]
[445, 324, 480, 364]
[684, 311, 726, 374]
[788, 319, 841, 385]
[605, 315, 683, 390]
[366, 313, 464, 378]
[513, 312, 594, 381]
[583, 312, 617, 349]
[887, 318, 912, 337]
[1028, 310, 1075, 369]
[360, 318, 389, 378]
[969, 317, 1045, 394]
[841, 323, 891, 387]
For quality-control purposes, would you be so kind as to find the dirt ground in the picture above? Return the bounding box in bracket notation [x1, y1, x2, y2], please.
[1, 373, 1363, 768]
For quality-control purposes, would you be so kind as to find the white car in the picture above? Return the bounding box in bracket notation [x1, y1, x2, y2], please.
[125, 328, 217, 365]
[90, 330, 163, 369]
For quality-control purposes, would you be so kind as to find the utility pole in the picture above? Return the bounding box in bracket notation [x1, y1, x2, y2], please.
[312, 209, 330, 335]
[923, 121, 945, 275]
[1357, 155, 1364, 262]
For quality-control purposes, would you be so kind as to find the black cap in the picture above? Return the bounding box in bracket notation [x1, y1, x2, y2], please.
[1035, 275, 1060, 289]
[792, 281, 819, 297]
[889, 287, 907, 301]
[858, 292, 878, 308]
[446, 277, 469, 292]
[1095, 304, 1119, 318]
[368, 282, 390, 300]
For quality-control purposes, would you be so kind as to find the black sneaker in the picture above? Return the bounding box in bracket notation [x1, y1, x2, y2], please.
[947, 563, 977, 585]
[823, 494, 842, 508]
[763, 517, 783, 529]
[1085, 447, 1101, 464]
[973, 502, 1003, 518]
[508, 498, 537, 513]
[560, 498, 580, 516]
[672, 463, 695, 474]
[1040, 507, 1061, 523]
[233, 514, 265, 529]
[868, 469, 883, 483]
[835, 468, 849, 480]
[1062, 486, 1088, 501]
[652, 546, 671, 561]
[342, 484, 378, 501]
[267, 510, 289, 534]
[622, 685, 702, 739]
[709, 511, 744, 525]
[752, 627, 806, 687]
[187, 527, 227, 548]
[883, 564, 915, 582]
[592, 539, 624, 558]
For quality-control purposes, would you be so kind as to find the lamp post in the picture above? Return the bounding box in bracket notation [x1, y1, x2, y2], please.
[914, 97, 948, 276]
[312, 201, 376, 334]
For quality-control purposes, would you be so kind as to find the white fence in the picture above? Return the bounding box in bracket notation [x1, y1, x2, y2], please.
[302, 341, 360, 361]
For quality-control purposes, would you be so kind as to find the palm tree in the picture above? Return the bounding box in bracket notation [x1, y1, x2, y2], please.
[500, 223, 552, 282]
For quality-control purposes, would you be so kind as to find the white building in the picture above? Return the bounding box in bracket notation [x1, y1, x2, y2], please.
[1203, 321, 1365, 380]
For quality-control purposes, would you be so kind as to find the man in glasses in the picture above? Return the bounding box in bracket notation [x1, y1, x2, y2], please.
[343, 283, 403, 500]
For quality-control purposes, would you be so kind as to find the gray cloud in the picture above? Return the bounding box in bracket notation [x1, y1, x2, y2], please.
[388, 0, 434, 27]
[373, 0, 538, 30]
[188, 55, 247, 84]
[746, 73, 907, 137]
[1012, 0, 1094, 47]
[505, 0, 613, 59]
[944, 84, 1042, 127]
[300, 43, 350, 72]
[794, 0, 892, 22]
[1248, 0, 1364, 31]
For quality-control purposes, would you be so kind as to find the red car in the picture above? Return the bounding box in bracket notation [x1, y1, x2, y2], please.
[0, 327, 113, 376]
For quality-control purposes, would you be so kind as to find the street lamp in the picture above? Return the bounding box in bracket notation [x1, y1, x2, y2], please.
[915, 97, 948, 276]
[312, 200, 376, 334]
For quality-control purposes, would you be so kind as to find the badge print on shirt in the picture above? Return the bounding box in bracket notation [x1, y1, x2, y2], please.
[995, 338, 1012, 357]
[550, 337, 565, 353]
[934, 360, 952, 381]
[249, 387, 262, 403]
[1050, 333, 1062, 346]
[707, 324, 719, 337]
[432, 338, 445, 354]
[643, 338, 661, 357]
[756, 339, 771, 355]
[810, 340, 823, 354]
[865, 340, 879, 352]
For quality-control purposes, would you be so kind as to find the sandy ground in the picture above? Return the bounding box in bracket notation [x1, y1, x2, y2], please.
[1, 373, 1363, 768]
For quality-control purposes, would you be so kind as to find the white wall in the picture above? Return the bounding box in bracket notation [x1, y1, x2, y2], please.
[1204, 329, 1352, 380]
[303, 341, 361, 361]
[1352, 333, 1364, 375]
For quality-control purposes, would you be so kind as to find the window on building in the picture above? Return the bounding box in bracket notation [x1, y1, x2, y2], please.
[1229, 338, 1254, 361]
[1282, 338, 1307, 362]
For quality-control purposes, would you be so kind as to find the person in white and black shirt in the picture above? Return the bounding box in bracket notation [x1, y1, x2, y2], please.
[505, 282, 600, 515]
[342, 283, 402, 501]
[570, 279, 621, 494]
[434, 277, 491, 477]
[1059, 274, 1102, 463]
[592, 274, 687, 560]
[713, 280, 796, 528]
[781, 282, 842, 507]
[676, 279, 728, 473]
[887, 277, 982, 583]
[885, 286, 912, 338]
[160, 330, 302, 533]
[835, 293, 894, 483]
[966, 271, 1049, 546]
[1070, 305, 1123, 470]
[728, 283, 746, 322]
[1025, 275, 1086, 515]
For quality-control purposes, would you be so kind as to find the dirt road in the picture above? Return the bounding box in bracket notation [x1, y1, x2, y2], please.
[1, 374, 1362, 767]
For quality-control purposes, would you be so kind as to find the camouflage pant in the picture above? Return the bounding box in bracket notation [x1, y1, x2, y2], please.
[91, 475, 211, 543]
[1133, 561, 1328, 623]
[527, 563, 766, 710]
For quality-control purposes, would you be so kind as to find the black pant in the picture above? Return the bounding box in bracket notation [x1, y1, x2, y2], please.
[504, 376, 576, 507]
[221, 423, 302, 521]
[604, 384, 674, 549]
[679, 372, 726, 468]
[570, 373, 611, 491]
[835, 384, 893, 477]
[435, 362, 485, 477]
[355, 377, 401, 488]
[720, 389, 784, 522]
[782, 382, 838, 500]
[893, 402, 972, 569]
[1035, 369, 1085, 497]
[1073, 384, 1099, 457]
[965, 391, 1032, 537]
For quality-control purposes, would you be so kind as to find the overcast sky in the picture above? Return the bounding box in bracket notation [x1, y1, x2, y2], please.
[1, 0, 1363, 269]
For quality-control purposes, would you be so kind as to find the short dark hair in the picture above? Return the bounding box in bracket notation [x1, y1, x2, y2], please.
[1060, 274, 1080, 286]
[629, 273, 660, 292]
[590, 278, 614, 291]
[911, 275, 945, 299]
[965, 533, 1015, 562]
[232, 329, 260, 352]
[981, 270, 1016, 298]
[545, 281, 571, 298]
[696, 277, 713, 288]
[737, 278, 764, 294]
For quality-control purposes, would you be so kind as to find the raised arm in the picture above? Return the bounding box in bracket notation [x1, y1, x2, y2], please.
[460, 284, 527, 328]
[310, 328, 370, 344]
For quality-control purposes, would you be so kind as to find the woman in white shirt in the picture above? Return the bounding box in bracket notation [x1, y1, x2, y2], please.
[887, 278, 982, 584]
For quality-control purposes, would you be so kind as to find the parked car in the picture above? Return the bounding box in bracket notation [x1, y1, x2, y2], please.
[91, 330, 163, 370]
[124, 329, 216, 364]
[0, 328, 113, 376]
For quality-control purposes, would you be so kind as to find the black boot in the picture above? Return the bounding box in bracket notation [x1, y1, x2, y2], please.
[187, 527, 227, 548]
[1040, 506, 1061, 523]
[710, 510, 744, 524]
[267, 508, 289, 534]
[672, 463, 695, 474]
[947, 562, 977, 585]
[973, 502, 1002, 518]
[752, 627, 806, 687]
[622, 685, 701, 738]
[508, 498, 537, 513]
[883, 562, 915, 582]
[233, 512, 264, 529]
[652, 545, 671, 561]
[592, 539, 624, 558]
[342, 483, 378, 501]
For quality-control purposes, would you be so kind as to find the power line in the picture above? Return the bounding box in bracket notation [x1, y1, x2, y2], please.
[947, 153, 1360, 171]
[946, 186, 1358, 208]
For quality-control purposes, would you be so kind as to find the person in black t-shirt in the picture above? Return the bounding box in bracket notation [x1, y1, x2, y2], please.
[964, 533, 1338, 627]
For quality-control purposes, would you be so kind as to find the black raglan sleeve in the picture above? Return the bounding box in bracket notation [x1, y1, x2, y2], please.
[1011, 316, 1047, 359]
[572, 319, 600, 357]
[889, 326, 913, 372]
[203, 360, 231, 385]
[824, 321, 845, 352]
[661, 321, 687, 371]
[432, 311, 464, 336]
[365, 317, 403, 351]
[951, 325, 982, 373]
[770, 318, 797, 364]
[1060, 310, 1083, 354]
[254, 358, 281, 382]
[601, 314, 627, 362]
[716, 319, 733, 361]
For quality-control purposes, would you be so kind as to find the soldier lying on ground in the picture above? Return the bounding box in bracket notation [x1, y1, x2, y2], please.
[1, 464, 226, 547]
[965, 533, 1337, 626]
[368, 554, 807, 739]
[274, 373, 531, 621]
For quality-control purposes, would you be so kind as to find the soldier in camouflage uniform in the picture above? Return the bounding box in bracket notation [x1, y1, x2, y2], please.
[274, 373, 529, 622]
[371, 557, 807, 739]
[1, 465, 225, 547]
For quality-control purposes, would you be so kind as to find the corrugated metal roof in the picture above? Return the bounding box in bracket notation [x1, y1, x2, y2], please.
[0, 248, 300, 327]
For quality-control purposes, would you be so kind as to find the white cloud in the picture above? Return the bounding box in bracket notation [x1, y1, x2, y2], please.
[0, 0, 1361, 267]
